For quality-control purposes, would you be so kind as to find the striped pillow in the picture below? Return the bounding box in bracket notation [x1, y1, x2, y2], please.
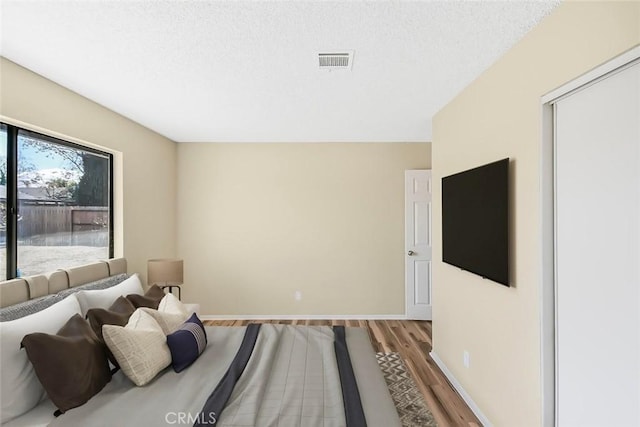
[166, 313, 207, 372]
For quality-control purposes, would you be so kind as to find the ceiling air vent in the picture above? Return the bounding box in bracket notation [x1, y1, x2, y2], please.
[318, 52, 354, 70]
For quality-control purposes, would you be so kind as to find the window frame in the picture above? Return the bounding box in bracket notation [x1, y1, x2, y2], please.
[1, 122, 114, 279]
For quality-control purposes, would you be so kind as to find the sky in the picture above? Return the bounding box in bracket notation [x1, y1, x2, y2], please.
[0, 128, 72, 170]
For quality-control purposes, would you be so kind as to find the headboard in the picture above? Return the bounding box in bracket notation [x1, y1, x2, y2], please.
[0, 258, 127, 309]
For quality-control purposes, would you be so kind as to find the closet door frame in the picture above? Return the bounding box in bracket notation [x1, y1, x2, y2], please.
[539, 45, 640, 427]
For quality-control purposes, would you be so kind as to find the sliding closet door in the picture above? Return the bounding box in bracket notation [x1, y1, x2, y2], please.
[555, 62, 639, 426]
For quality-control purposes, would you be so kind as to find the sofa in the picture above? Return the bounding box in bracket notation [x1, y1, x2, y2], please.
[0, 259, 199, 321]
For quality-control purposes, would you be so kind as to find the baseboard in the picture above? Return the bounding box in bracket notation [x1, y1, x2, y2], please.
[199, 314, 407, 321]
[429, 351, 493, 427]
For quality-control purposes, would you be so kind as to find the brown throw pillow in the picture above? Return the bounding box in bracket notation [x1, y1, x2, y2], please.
[21, 314, 111, 414]
[86, 296, 136, 366]
[126, 284, 165, 309]
[109, 295, 137, 314]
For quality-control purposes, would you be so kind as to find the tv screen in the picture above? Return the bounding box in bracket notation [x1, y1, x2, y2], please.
[442, 158, 509, 286]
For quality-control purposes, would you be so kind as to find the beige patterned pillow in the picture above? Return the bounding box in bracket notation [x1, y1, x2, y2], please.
[102, 310, 171, 386]
[139, 308, 185, 335]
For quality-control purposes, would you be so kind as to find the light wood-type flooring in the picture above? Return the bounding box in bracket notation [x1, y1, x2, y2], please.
[204, 319, 481, 427]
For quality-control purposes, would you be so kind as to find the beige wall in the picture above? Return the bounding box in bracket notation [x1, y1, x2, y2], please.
[431, 2, 640, 426]
[0, 58, 177, 282]
[177, 142, 430, 315]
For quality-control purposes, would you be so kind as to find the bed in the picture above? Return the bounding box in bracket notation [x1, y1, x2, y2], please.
[0, 260, 401, 427]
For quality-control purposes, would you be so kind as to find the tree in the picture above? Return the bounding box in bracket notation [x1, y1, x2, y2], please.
[17, 137, 108, 205]
[44, 177, 77, 200]
[0, 161, 6, 186]
[21, 137, 83, 174]
[0, 148, 36, 187]
[76, 154, 108, 207]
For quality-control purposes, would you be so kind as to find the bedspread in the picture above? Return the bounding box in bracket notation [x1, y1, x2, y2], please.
[45, 325, 400, 427]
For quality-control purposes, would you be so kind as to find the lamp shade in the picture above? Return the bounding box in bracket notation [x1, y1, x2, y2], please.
[147, 259, 184, 286]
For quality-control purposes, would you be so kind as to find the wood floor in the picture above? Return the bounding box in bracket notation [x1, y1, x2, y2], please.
[204, 319, 481, 427]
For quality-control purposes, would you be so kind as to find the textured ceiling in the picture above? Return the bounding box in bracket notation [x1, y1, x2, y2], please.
[0, 1, 559, 143]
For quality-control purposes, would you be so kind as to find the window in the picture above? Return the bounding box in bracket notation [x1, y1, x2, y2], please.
[0, 124, 7, 280]
[1, 123, 113, 278]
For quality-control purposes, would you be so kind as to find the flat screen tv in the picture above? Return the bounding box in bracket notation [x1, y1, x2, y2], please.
[442, 158, 509, 286]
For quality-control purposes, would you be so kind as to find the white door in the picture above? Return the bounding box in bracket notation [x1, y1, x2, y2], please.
[555, 62, 639, 426]
[405, 170, 432, 320]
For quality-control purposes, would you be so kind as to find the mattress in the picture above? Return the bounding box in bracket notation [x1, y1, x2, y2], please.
[2, 399, 56, 427]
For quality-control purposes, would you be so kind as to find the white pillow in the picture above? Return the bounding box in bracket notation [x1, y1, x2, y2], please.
[103, 309, 171, 386]
[158, 292, 189, 318]
[139, 308, 187, 335]
[0, 295, 82, 423]
[75, 274, 144, 315]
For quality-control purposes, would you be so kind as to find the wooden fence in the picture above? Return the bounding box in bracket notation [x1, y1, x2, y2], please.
[17, 205, 108, 238]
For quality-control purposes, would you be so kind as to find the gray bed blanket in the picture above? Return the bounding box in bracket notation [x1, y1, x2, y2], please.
[48, 325, 400, 427]
[208, 325, 346, 427]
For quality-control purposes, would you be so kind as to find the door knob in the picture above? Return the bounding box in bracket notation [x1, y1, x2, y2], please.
[408, 250, 415, 256]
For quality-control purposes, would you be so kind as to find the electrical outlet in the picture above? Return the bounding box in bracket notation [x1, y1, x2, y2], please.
[463, 350, 470, 368]
[294, 291, 302, 301]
